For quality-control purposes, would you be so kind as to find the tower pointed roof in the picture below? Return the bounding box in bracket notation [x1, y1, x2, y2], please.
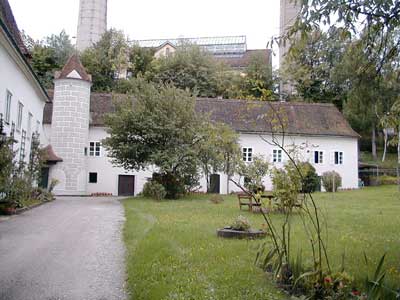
[55, 54, 92, 82]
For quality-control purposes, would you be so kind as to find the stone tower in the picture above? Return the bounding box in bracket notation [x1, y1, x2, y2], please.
[279, 0, 301, 65]
[279, 0, 301, 96]
[50, 55, 92, 195]
[76, 0, 107, 52]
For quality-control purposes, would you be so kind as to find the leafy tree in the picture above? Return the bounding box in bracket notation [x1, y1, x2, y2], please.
[29, 30, 75, 88]
[149, 45, 225, 97]
[241, 52, 275, 100]
[81, 29, 129, 92]
[0, 119, 14, 200]
[283, 28, 349, 107]
[197, 122, 239, 192]
[103, 79, 204, 198]
[287, 0, 400, 72]
[128, 45, 155, 78]
[45, 30, 75, 65]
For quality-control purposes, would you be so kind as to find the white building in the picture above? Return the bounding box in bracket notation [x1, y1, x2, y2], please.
[0, 0, 48, 164]
[41, 57, 359, 196]
[76, 0, 107, 52]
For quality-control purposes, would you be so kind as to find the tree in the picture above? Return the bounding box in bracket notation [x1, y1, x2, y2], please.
[149, 45, 225, 97]
[197, 122, 240, 192]
[283, 28, 349, 107]
[128, 45, 155, 78]
[81, 29, 129, 92]
[286, 0, 400, 73]
[103, 79, 204, 198]
[29, 30, 75, 88]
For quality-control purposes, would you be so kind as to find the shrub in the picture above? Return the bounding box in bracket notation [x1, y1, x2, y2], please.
[142, 180, 167, 200]
[210, 194, 224, 204]
[300, 162, 320, 193]
[231, 215, 251, 231]
[322, 171, 342, 192]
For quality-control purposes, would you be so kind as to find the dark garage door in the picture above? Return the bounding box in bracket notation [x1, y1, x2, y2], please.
[118, 175, 135, 196]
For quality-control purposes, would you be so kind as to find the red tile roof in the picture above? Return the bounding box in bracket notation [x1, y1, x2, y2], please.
[55, 54, 92, 82]
[43, 145, 63, 162]
[43, 92, 359, 138]
[0, 0, 30, 58]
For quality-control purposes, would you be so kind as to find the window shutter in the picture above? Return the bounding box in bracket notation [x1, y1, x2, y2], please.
[330, 151, 335, 165]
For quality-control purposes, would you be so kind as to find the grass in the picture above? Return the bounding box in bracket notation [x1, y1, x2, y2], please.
[123, 186, 400, 299]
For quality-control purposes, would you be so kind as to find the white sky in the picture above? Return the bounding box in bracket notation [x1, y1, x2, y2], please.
[8, 0, 281, 66]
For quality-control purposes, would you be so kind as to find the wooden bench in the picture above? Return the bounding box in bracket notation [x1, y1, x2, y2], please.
[237, 193, 261, 212]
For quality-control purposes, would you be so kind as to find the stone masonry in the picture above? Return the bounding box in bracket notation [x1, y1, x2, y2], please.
[50, 78, 91, 194]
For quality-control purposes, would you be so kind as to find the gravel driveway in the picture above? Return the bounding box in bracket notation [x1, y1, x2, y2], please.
[0, 197, 127, 300]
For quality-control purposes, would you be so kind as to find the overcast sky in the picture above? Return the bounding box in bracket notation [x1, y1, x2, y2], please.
[8, 0, 281, 65]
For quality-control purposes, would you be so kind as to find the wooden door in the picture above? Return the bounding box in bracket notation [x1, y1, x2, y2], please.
[118, 175, 135, 196]
[40, 167, 50, 189]
[209, 174, 221, 194]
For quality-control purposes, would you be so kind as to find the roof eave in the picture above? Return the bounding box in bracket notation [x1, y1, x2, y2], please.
[0, 18, 49, 103]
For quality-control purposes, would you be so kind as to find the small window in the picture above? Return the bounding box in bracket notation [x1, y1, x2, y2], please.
[273, 149, 283, 163]
[89, 172, 98, 183]
[314, 151, 324, 164]
[242, 148, 253, 162]
[89, 142, 101, 157]
[4, 91, 12, 124]
[334, 151, 343, 165]
[20, 130, 26, 162]
[17, 102, 23, 130]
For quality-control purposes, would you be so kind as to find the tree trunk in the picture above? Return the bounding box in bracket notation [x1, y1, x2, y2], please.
[372, 126, 377, 161]
[382, 129, 388, 162]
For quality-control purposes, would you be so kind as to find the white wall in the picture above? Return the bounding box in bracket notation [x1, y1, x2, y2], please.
[86, 127, 153, 196]
[45, 127, 359, 196]
[0, 41, 46, 164]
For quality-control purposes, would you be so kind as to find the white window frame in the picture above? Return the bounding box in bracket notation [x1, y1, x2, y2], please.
[242, 147, 253, 162]
[4, 90, 12, 125]
[334, 151, 344, 165]
[314, 151, 324, 164]
[17, 101, 23, 131]
[27, 112, 33, 139]
[20, 129, 26, 162]
[89, 142, 101, 157]
[272, 149, 283, 163]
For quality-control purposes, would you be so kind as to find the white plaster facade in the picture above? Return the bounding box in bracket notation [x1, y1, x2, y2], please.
[44, 125, 359, 196]
[0, 21, 47, 164]
[76, 0, 108, 52]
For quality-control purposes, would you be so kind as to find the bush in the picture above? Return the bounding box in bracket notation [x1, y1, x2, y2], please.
[300, 162, 320, 193]
[322, 171, 342, 192]
[142, 180, 167, 200]
[231, 215, 251, 231]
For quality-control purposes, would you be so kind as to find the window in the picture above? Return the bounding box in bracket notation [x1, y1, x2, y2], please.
[4, 90, 12, 124]
[20, 130, 26, 162]
[89, 142, 101, 157]
[273, 149, 283, 163]
[242, 147, 253, 162]
[36, 120, 40, 134]
[17, 101, 23, 130]
[334, 151, 343, 165]
[314, 151, 324, 164]
[89, 172, 98, 183]
[27, 112, 33, 138]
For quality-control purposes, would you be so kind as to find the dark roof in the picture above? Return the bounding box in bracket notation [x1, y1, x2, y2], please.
[217, 49, 272, 70]
[0, 0, 30, 58]
[43, 93, 359, 138]
[55, 54, 92, 82]
[43, 145, 63, 162]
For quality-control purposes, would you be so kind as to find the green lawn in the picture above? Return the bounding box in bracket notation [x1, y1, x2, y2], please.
[123, 186, 400, 300]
